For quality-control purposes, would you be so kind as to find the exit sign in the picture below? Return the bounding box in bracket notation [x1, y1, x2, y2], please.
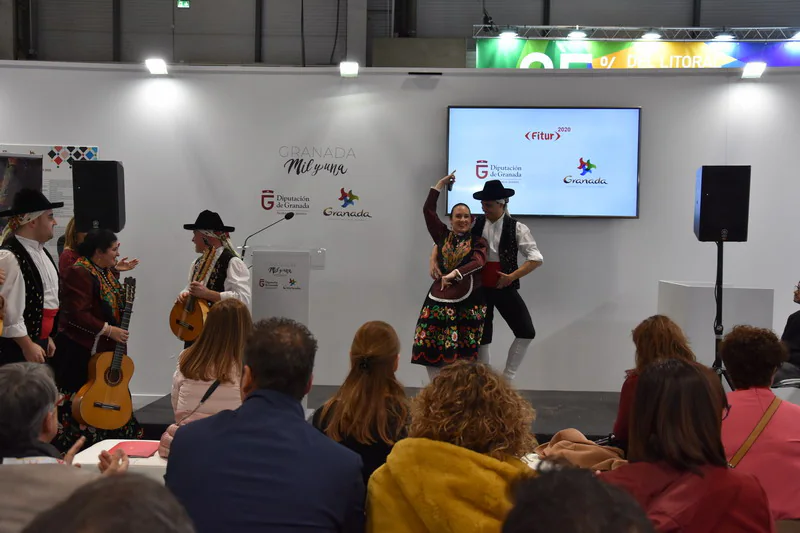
[177, 0, 190, 8]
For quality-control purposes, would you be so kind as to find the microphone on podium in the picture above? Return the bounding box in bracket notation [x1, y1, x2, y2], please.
[241, 212, 295, 260]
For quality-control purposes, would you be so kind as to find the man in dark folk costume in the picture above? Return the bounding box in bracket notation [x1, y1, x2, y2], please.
[0, 189, 62, 366]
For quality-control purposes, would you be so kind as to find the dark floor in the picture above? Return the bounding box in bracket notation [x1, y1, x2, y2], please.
[135, 386, 620, 443]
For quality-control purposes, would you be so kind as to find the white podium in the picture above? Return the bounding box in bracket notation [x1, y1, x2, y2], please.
[657, 281, 774, 368]
[250, 249, 311, 326]
[250, 249, 312, 409]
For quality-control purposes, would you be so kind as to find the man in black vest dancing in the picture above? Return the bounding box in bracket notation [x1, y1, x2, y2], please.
[473, 180, 542, 380]
[0, 189, 63, 366]
[433, 180, 542, 381]
[176, 210, 251, 327]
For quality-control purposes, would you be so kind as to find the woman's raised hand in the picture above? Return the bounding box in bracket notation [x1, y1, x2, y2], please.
[435, 171, 456, 191]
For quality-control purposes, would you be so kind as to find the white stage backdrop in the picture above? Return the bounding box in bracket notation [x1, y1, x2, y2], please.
[1, 62, 799, 400]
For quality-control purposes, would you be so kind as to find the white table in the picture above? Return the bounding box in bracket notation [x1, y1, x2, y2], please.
[73, 439, 167, 483]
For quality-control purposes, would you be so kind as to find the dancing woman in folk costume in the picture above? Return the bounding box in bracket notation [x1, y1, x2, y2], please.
[0, 189, 62, 367]
[50, 229, 143, 452]
[431, 179, 543, 381]
[412, 173, 488, 380]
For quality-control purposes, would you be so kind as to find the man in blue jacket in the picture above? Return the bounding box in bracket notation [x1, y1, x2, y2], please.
[165, 317, 365, 533]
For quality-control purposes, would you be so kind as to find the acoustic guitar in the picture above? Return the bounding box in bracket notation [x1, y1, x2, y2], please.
[168, 246, 214, 342]
[72, 278, 136, 430]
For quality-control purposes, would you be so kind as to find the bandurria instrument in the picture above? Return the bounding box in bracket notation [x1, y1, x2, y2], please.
[72, 278, 136, 430]
[169, 246, 214, 342]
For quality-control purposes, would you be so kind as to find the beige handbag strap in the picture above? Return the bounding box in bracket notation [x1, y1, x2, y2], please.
[728, 396, 782, 468]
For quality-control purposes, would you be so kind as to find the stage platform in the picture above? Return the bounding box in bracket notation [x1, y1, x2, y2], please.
[135, 387, 620, 443]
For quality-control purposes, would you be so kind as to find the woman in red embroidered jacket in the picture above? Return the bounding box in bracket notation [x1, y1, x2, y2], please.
[50, 229, 143, 452]
[412, 173, 488, 380]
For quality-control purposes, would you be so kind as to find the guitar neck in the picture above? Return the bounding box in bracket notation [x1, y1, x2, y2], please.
[194, 248, 215, 283]
[111, 305, 133, 370]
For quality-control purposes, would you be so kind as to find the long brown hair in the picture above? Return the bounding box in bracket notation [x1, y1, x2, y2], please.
[628, 359, 727, 472]
[632, 315, 696, 372]
[179, 299, 252, 383]
[410, 361, 537, 459]
[63, 217, 79, 250]
[318, 321, 408, 445]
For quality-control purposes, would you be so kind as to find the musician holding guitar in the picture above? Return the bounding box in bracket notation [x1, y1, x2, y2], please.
[173, 210, 251, 346]
[50, 229, 143, 452]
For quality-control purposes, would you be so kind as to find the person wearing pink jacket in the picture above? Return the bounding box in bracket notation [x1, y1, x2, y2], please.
[720, 325, 800, 522]
[159, 299, 252, 458]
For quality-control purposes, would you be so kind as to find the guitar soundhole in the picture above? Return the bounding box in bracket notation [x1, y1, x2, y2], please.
[105, 368, 122, 386]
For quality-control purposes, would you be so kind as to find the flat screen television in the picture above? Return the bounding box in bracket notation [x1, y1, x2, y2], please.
[446, 106, 641, 218]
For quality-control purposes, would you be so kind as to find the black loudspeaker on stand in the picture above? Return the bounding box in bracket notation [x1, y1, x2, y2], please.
[693, 165, 751, 390]
[72, 160, 126, 232]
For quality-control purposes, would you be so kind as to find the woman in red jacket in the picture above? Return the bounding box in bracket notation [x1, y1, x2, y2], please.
[50, 229, 143, 452]
[601, 359, 774, 533]
[612, 315, 695, 452]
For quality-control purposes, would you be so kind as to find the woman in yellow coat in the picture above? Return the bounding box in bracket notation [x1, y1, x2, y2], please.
[367, 361, 537, 533]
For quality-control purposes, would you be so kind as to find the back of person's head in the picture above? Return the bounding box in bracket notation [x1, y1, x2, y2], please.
[503, 468, 654, 533]
[243, 317, 317, 401]
[180, 299, 252, 383]
[22, 474, 195, 533]
[77, 229, 116, 258]
[628, 359, 727, 472]
[720, 325, 788, 389]
[0, 363, 58, 451]
[319, 321, 408, 445]
[632, 315, 696, 372]
[63, 217, 78, 249]
[409, 361, 536, 459]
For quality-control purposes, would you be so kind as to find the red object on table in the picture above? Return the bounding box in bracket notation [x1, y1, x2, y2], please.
[108, 441, 160, 458]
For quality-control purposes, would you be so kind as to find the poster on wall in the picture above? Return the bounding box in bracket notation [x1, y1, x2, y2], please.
[0, 144, 99, 256]
[257, 144, 367, 226]
[477, 39, 800, 70]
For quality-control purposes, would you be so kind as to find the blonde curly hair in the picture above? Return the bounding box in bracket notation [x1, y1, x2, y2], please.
[410, 361, 537, 459]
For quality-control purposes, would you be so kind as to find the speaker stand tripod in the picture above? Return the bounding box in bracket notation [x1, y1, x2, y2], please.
[712, 241, 734, 390]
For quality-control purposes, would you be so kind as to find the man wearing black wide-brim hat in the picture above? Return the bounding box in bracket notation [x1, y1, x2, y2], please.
[175, 210, 251, 319]
[467, 180, 543, 381]
[0, 189, 63, 366]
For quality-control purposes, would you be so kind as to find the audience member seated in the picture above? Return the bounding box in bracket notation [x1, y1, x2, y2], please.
[158, 299, 251, 458]
[601, 359, 774, 533]
[612, 315, 696, 453]
[22, 474, 195, 533]
[312, 321, 409, 485]
[0, 363, 127, 533]
[775, 282, 800, 384]
[503, 466, 654, 533]
[165, 318, 365, 533]
[720, 325, 800, 521]
[367, 361, 537, 533]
